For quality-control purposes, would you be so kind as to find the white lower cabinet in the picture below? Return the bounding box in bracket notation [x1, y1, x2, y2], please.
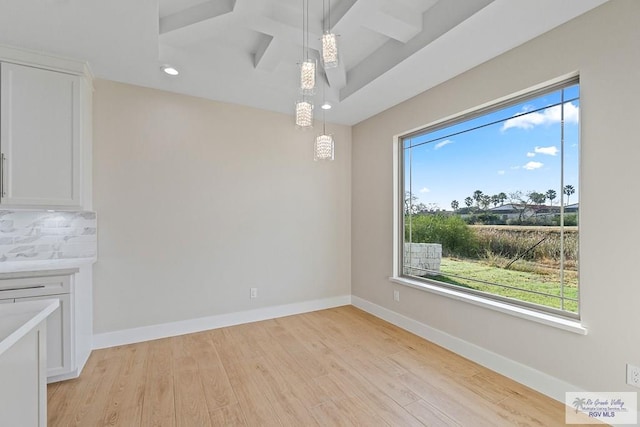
[15, 293, 71, 377]
[0, 313, 49, 427]
[0, 270, 78, 382]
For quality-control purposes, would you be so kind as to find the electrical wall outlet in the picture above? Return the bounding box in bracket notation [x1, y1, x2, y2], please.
[393, 290, 400, 302]
[250, 287, 258, 299]
[627, 364, 640, 388]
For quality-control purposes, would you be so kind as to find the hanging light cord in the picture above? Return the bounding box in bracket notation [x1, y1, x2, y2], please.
[322, 78, 327, 134]
[323, 110, 326, 134]
[305, 0, 309, 61]
[322, 0, 332, 33]
[323, 0, 326, 33]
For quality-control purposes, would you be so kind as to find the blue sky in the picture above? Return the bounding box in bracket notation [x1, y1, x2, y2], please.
[404, 85, 580, 210]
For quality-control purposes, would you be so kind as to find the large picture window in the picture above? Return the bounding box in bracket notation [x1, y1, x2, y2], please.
[401, 78, 580, 318]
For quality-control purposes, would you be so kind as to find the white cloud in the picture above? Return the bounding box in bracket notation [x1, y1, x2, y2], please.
[502, 102, 579, 131]
[510, 166, 520, 170]
[534, 146, 558, 156]
[497, 170, 505, 175]
[523, 161, 543, 170]
[419, 187, 430, 193]
[526, 152, 535, 157]
[434, 139, 453, 150]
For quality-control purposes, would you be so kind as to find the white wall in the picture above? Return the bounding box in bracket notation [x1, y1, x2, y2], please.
[352, 0, 640, 393]
[93, 80, 351, 334]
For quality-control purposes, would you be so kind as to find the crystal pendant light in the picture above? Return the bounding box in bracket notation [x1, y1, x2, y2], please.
[295, 0, 314, 128]
[300, 60, 316, 95]
[315, 133, 334, 161]
[315, 79, 334, 160]
[321, 0, 339, 69]
[299, 0, 315, 95]
[322, 33, 338, 69]
[295, 99, 313, 128]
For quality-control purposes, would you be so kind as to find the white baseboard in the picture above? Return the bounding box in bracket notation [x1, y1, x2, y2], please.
[92, 295, 351, 349]
[351, 295, 582, 404]
[75, 347, 92, 377]
[48, 368, 80, 384]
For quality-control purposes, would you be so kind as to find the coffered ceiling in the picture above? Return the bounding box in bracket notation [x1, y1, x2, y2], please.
[0, 0, 608, 124]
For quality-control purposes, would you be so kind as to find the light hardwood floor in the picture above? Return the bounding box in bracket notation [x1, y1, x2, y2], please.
[48, 306, 584, 426]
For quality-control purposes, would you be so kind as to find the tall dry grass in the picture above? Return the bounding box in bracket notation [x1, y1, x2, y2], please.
[471, 225, 578, 268]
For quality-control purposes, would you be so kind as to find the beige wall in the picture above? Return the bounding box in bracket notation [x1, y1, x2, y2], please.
[93, 80, 351, 333]
[352, 0, 640, 392]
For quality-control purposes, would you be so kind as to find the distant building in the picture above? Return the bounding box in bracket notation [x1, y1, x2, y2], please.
[488, 203, 579, 221]
[565, 203, 579, 213]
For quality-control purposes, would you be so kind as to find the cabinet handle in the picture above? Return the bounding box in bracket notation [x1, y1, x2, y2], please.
[0, 152, 4, 198]
[0, 285, 46, 293]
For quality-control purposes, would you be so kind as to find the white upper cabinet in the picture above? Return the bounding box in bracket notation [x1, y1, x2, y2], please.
[0, 61, 86, 208]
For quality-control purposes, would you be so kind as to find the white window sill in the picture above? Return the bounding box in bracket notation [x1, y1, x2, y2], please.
[389, 276, 587, 335]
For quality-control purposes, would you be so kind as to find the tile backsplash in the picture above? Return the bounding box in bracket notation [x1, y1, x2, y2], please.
[0, 210, 97, 262]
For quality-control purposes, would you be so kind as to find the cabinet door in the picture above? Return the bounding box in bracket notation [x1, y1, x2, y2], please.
[0, 62, 80, 207]
[0, 323, 47, 427]
[15, 294, 72, 378]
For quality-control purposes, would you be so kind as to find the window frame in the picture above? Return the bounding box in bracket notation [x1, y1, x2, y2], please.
[393, 76, 582, 324]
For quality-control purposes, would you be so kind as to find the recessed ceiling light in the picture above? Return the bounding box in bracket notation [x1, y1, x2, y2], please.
[321, 102, 332, 110]
[161, 65, 179, 76]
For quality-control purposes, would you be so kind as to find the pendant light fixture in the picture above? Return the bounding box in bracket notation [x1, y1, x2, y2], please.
[295, 0, 314, 128]
[295, 100, 313, 128]
[300, 0, 316, 95]
[315, 132, 335, 161]
[300, 61, 316, 94]
[315, 78, 334, 161]
[321, 0, 338, 69]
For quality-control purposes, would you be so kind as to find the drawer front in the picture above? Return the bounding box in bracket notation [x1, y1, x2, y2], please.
[0, 275, 70, 299]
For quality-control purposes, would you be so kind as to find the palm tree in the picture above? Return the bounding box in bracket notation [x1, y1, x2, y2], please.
[472, 190, 483, 207]
[564, 185, 575, 205]
[497, 192, 507, 206]
[480, 194, 491, 211]
[451, 200, 459, 211]
[464, 197, 473, 208]
[491, 195, 500, 207]
[545, 189, 557, 206]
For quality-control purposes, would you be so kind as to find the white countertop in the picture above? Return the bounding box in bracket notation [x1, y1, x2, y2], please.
[0, 257, 96, 274]
[0, 299, 59, 356]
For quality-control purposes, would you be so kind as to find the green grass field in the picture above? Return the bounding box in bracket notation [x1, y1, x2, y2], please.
[430, 258, 578, 313]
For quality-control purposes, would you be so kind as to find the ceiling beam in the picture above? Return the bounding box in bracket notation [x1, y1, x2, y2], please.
[325, 60, 347, 90]
[328, 0, 359, 31]
[160, 0, 236, 35]
[340, 0, 494, 101]
[253, 34, 280, 71]
[361, 2, 423, 43]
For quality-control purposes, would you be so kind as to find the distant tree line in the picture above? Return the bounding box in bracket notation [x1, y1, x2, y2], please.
[406, 185, 576, 216]
[450, 185, 576, 215]
[405, 185, 578, 226]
